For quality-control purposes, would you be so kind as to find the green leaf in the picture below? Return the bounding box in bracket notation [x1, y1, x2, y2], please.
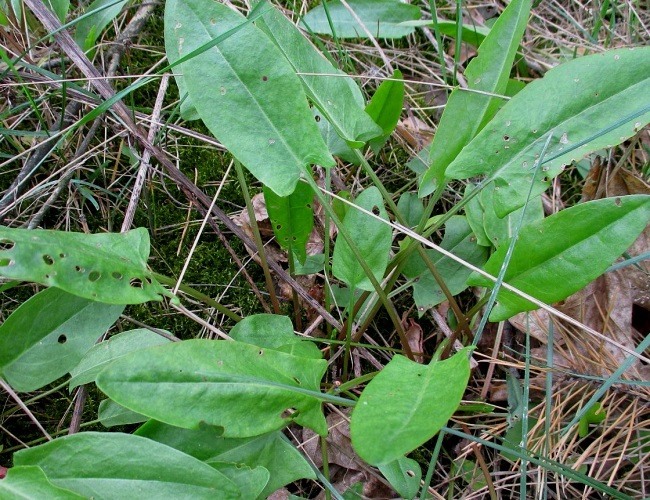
[419, 0, 531, 196]
[500, 417, 538, 462]
[44, 0, 69, 22]
[136, 420, 316, 498]
[229, 314, 322, 359]
[98, 399, 148, 427]
[165, 0, 333, 197]
[402, 216, 488, 314]
[396, 192, 424, 228]
[469, 195, 650, 321]
[97, 339, 328, 437]
[351, 348, 472, 465]
[400, 19, 490, 47]
[578, 402, 606, 438]
[0, 466, 84, 499]
[378, 456, 422, 500]
[14, 432, 240, 499]
[314, 108, 360, 164]
[480, 184, 544, 248]
[210, 462, 269, 499]
[332, 187, 392, 291]
[0, 287, 123, 392]
[446, 47, 650, 217]
[74, 0, 129, 52]
[69, 328, 171, 390]
[264, 183, 314, 265]
[463, 184, 491, 247]
[0, 226, 169, 304]
[255, 4, 381, 147]
[301, 0, 421, 39]
[365, 69, 404, 153]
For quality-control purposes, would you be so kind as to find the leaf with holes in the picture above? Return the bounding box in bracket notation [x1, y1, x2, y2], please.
[165, 0, 333, 197]
[229, 314, 322, 359]
[301, 0, 421, 39]
[446, 47, 650, 217]
[0, 287, 123, 392]
[351, 347, 472, 465]
[0, 226, 168, 304]
[332, 187, 392, 291]
[264, 183, 314, 266]
[97, 339, 328, 437]
[69, 328, 171, 390]
[419, 0, 531, 196]
[136, 420, 316, 498]
[469, 195, 650, 321]
[378, 456, 422, 500]
[14, 432, 240, 498]
[0, 466, 84, 499]
[365, 69, 404, 153]
[255, 4, 381, 147]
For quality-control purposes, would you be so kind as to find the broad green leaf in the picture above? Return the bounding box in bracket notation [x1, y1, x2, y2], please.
[97, 339, 328, 437]
[351, 348, 472, 465]
[0, 287, 123, 392]
[98, 399, 148, 427]
[400, 19, 490, 47]
[14, 432, 240, 499]
[446, 47, 650, 217]
[402, 216, 488, 314]
[256, 4, 381, 147]
[74, 0, 128, 52]
[229, 314, 322, 359]
[500, 417, 539, 462]
[480, 184, 544, 248]
[332, 187, 392, 291]
[396, 192, 424, 228]
[365, 69, 404, 153]
[69, 328, 170, 390]
[463, 184, 491, 247]
[0, 226, 169, 304]
[136, 420, 316, 497]
[165, 0, 333, 197]
[378, 456, 422, 499]
[469, 195, 650, 321]
[263, 183, 314, 265]
[210, 463, 269, 499]
[419, 0, 531, 196]
[301, 0, 421, 39]
[0, 466, 84, 499]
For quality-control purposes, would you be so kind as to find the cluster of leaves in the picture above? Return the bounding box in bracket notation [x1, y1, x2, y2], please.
[0, 0, 648, 497]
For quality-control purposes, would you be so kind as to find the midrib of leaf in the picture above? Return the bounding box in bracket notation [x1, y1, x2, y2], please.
[185, 3, 305, 168]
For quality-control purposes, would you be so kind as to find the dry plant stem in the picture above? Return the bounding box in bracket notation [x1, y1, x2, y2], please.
[120, 314, 182, 342]
[121, 74, 169, 232]
[234, 161, 281, 314]
[0, 378, 52, 441]
[479, 320, 505, 400]
[429, 308, 478, 369]
[0, 101, 81, 214]
[68, 386, 87, 435]
[22, 0, 342, 331]
[171, 302, 231, 340]
[471, 442, 498, 500]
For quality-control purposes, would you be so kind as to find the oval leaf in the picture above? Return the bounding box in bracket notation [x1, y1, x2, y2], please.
[0, 466, 84, 499]
[97, 339, 328, 437]
[13, 432, 240, 499]
[165, 0, 333, 197]
[446, 47, 650, 217]
[301, 0, 421, 39]
[351, 348, 472, 465]
[255, 5, 381, 146]
[263, 183, 314, 265]
[0, 287, 123, 392]
[0, 226, 168, 304]
[469, 195, 650, 321]
[332, 187, 392, 291]
[365, 69, 405, 153]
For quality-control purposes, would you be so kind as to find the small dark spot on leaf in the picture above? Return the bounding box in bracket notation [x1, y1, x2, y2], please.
[88, 271, 101, 282]
[42, 254, 54, 265]
[315, 115, 321, 122]
[262, 75, 268, 81]
[614, 197, 622, 206]
[406, 469, 415, 477]
[503, 135, 510, 142]
[57, 334, 67, 344]
[306, 203, 312, 209]
[372, 206, 380, 216]
[112, 271, 123, 280]
[258, 349, 264, 356]
[276, 224, 282, 231]
[293, 377, 302, 385]
[75, 265, 84, 273]
[145, 277, 153, 285]
[59, 253, 66, 258]
[130, 278, 143, 289]
[292, 236, 297, 241]
[495, 150, 500, 155]
[0, 239, 14, 251]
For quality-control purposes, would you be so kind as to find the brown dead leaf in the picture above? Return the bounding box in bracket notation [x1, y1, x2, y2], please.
[402, 317, 424, 363]
[395, 116, 434, 150]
